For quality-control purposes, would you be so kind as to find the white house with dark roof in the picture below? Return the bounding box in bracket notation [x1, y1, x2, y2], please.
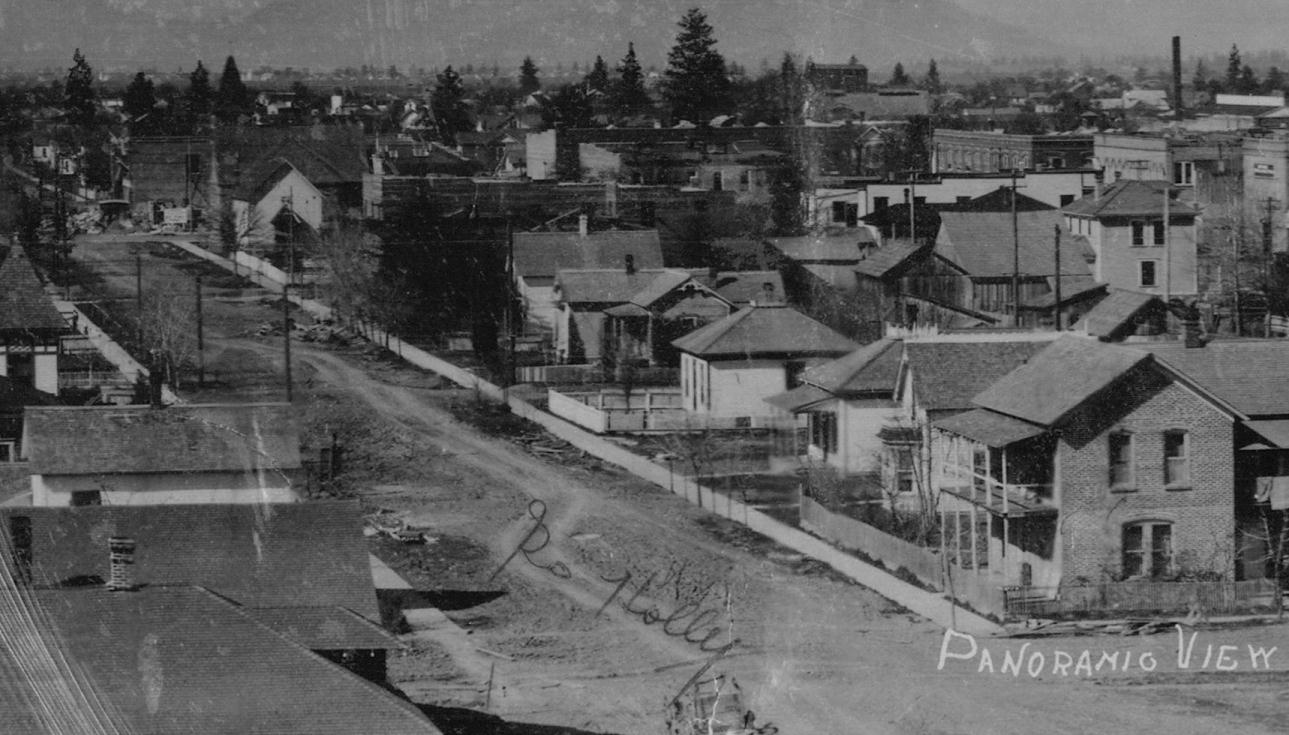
[22, 403, 301, 506]
[1061, 179, 1198, 296]
[672, 304, 857, 419]
[231, 159, 326, 245]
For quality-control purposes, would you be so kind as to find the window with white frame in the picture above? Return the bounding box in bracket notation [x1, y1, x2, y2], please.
[1109, 431, 1134, 489]
[1173, 161, 1194, 186]
[1164, 430, 1189, 487]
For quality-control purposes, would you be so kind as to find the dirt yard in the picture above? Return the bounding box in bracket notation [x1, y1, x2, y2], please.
[69, 235, 1289, 735]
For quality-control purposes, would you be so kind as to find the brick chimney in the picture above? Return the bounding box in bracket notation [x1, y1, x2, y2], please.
[107, 536, 137, 591]
[625, 253, 636, 275]
[578, 213, 589, 237]
[1182, 319, 1205, 348]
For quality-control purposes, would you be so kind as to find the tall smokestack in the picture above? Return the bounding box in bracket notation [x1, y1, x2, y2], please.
[1173, 36, 1184, 122]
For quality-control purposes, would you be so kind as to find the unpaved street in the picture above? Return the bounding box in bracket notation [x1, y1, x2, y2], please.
[72, 236, 1289, 734]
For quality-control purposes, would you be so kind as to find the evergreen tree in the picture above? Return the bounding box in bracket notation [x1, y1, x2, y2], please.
[64, 48, 96, 127]
[123, 71, 155, 120]
[1239, 64, 1260, 95]
[922, 59, 941, 94]
[519, 56, 541, 95]
[187, 60, 213, 119]
[889, 62, 910, 87]
[663, 7, 731, 123]
[779, 52, 803, 125]
[431, 65, 471, 144]
[1266, 67, 1287, 95]
[1226, 45, 1242, 91]
[614, 42, 649, 115]
[586, 55, 609, 92]
[216, 55, 249, 121]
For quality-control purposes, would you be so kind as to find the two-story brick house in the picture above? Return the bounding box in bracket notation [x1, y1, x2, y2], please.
[933, 336, 1238, 595]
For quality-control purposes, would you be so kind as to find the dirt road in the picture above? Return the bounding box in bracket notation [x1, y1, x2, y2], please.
[70, 236, 1289, 734]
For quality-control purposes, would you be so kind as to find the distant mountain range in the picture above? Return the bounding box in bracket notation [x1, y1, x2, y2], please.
[0, 0, 1074, 74]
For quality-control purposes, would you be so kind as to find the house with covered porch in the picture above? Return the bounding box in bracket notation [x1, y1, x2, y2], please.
[932, 336, 1240, 601]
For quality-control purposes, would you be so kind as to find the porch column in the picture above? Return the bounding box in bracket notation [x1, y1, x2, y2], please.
[954, 506, 962, 566]
[646, 316, 655, 366]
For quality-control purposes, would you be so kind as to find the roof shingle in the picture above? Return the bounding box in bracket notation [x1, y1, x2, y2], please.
[512, 230, 663, 279]
[671, 304, 857, 358]
[0, 246, 66, 332]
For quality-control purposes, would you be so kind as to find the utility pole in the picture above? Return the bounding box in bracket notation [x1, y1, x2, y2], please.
[1163, 184, 1171, 304]
[1262, 196, 1281, 336]
[135, 253, 144, 348]
[1010, 169, 1021, 324]
[1233, 230, 1243, 337]
[283, 281, 293, 403]
[908, 172, 917, 245]
[195, 275, 205, 387]
[1053, 224, 1062, 330]
[507, 216, 517, 392]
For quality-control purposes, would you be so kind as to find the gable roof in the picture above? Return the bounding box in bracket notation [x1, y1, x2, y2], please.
[246, 606, 403, 651]
[972, 336, 1152, 426]
[556, 268, 675, 304]
[2, 501, 379, 618]
[936, 210, 1093, 279]
[23, 403, 301, 475]
[801, 338, 903, 396]
[903, 339, 1052, 413]
[942, 187, 1055, 213]
[1075, 288, 1164, 339]
[686, 269, 785, 305]
[1062, 179, 1199, 218]
[853, 240, 926, 279]
[0, 587, 439, 735]
[512, 230, 663, 279]
[1138, 340, 1289, 418]
[0, 246, 66, 332]
[671, 304, 858, 358]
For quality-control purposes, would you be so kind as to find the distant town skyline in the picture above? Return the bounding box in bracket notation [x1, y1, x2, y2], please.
[0, 0, 1285, 73]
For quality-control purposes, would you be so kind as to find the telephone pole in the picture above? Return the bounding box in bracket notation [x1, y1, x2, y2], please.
[1053, 224, 1062, 330]
[195, 275, 205, 388]
[1010, 169, 1021, 324]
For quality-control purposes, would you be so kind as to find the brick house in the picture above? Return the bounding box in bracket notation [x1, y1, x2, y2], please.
[932, 336, 1238, 595]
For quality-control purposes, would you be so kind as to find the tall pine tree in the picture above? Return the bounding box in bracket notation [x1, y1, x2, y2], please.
[519, 56, 541, 95]
[922, 59, 941, 94]
[187, 60, 213, 119]
[65, 49, 96, 127]
[662, 8, 731, 123]
[889, 62, 910, 87]
[614, 42, 649, 116]
[431, 65, 471, 143]
[586, 55, 609, 92]
[216, 55, 249, 121]
[1226, 45, 1242, 92]
[123, 71, 155, 120]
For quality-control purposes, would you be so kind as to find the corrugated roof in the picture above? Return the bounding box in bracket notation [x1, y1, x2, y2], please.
[24, 403, 301, 475]
[973, 336, 1152, 426]
[1062, 180, 1199, 218]
[0, 587, 440, 735]
[671, 304, 858, 358]
[1, 501, 379, 619]
[904, 340, 1052, 412]
[936, 210, 1093, 279]
[1075, 288, 1163, 338]
[0, 246, 66, 332]
[512, 230, 663, 279]
[934, 408, 1046, 447]
[1140, 340, 1289, 418]
[801, 338, 903, 395]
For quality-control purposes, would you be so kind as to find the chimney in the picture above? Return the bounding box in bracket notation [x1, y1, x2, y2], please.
[1094, 182, 1104, 201]
[578, 213, 588, 237]
[761, 281, 777, 304]
[107, 537, 137, 591]
[625, 253, 636, 275]
[1172, 36, 1184, 123]
[1182, 319, 1205, 348]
